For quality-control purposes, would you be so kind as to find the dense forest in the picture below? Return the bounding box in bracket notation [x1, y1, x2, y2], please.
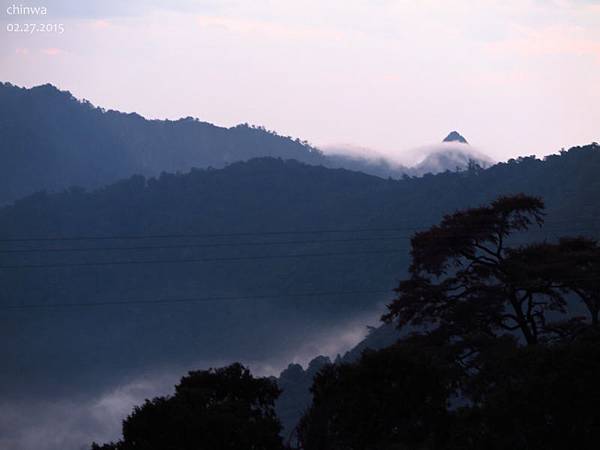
[0, 83, 324, 204]
[0, 83, 490, 205]
[92, 194, 600, 450]
[1, 144, 599, 406]
[296, 194, 600, 449]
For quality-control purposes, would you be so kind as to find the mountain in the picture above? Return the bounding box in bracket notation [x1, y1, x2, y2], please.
[1, 143, 600, 450]
[0, 83, 493, 205]
[443, 130, 468, 143]
[323, 150, 409, 178]
[0, 82, 327, 204]
[408, 131, 493, 176]
[411, 143, 493, 176]
[1, 144, 599, 401]
[322, 132, 493, 178]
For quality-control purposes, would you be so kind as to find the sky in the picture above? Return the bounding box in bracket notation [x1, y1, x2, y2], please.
[1, 0, 600, 161]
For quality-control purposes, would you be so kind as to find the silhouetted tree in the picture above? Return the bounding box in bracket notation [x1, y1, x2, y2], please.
[297, 344, 457, 450]
[547, 237, 599, 326]
[383, 194, 577, 345]
[91, 363, 283, 450]
[298, 194, 600, 450]
[554, 237, 600, 327]
[497, 237, 600, 338]
[447, 338, 600, 450]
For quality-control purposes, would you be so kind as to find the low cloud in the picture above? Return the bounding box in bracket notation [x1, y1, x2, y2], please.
[0, 366, 217, 450]
[322, 140, 494, 170]
[0, 305, 388, 450]
[283, 305, 388, 367]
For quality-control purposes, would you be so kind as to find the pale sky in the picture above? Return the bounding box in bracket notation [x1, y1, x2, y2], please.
[1, 0, 599, 162]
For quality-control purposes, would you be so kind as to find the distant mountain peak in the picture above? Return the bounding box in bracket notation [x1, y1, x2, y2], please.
[443, 131, 468, 144]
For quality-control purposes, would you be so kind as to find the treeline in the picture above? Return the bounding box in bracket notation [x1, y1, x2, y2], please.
[1, 145, 599, 399]
[298, 194, 600, 449]
[0, 82, 325, 204]
[93, 194, 600, 450]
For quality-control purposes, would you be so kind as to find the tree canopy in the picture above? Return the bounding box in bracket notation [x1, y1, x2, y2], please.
[91, 363, 284, 450]
[383, 194, 599, 346]
[298, 194, 600, 450]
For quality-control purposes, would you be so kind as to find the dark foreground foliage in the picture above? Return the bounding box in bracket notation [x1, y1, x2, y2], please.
[297, 336, 600, 450]
[92, 363, 283, 450]
[92, 194, 600, 450]
[297, 343, 458, 450]
[298, 194, 600, 450]
[2, 145, 600, 398]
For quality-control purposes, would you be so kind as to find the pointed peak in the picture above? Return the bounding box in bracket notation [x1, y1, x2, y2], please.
[442, 131, 468, 144]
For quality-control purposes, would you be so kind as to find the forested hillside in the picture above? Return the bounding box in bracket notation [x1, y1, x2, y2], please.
[276, 323, 401, 437]
[0, 83, 325, 204]
[1, 144, 599, 401]
[0, 83, 491, 205]
[93, 192, 600, 450]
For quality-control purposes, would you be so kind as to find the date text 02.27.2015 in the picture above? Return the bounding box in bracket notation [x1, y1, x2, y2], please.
[6, 23, 65, 34]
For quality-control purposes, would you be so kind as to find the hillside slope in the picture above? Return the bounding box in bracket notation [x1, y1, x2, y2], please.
[1, 144, 599, 400]
[0, 82, 326, 204]
[1, 83, 495, 205]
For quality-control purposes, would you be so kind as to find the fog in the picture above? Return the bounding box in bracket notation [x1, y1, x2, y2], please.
[322, 140, 495, 173]
[1, 306, 386, 450]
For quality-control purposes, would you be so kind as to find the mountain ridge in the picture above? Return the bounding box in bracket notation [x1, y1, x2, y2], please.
[1, 82, 493, 204]
[0, 82, 327, 204]
[1, 142, 600, 445]
[2, 144, 599, 396]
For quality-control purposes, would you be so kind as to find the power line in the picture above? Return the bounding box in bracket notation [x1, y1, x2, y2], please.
[0, 236, 410, 254]
[0, 249, 405, 269]
[3, 239, 599, 270]
[0, 289, 393, 310]
[0, 221, 596, 244]
[1, 228, 597, 256]
[2, 278, 598, 310]
[0, 227, 418, 243]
